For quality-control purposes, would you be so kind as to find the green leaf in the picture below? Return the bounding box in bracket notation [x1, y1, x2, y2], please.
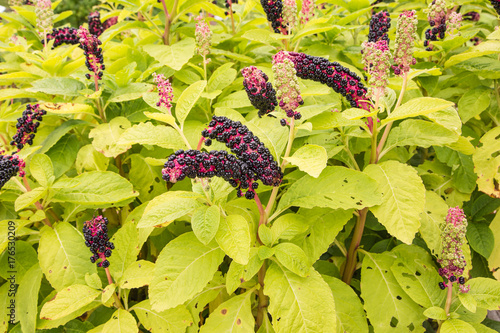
[264, 263, 336, 333]
[38, 223, 97, 291]
[271, 214, 309, 245]
[192, 205, 220, 245]
[186, 274, 225, 333]
[118, 260, 155, 289]
[207, 63, 237, 92]
[40, 284, 100, 320]
[175, 80, 207, 127]
[137, 191, 204, 228]
[458, 292, 477, 313]
[39, 119, 88, 154]
[52, 171, 138, 206]
[488, 213, 500, 281]
[0, 284, 10, 333]
[16, 264, 42, 333]
[27, 77, 85, 97]
[15, 187, 46, 211]
[425, 106, 462, 136]
[283, 144, 328, 178]
[419, 191, 448, 255]
[471, 323, 498, 333]
[102, 309, 138, 333]
[215, 214, 251, 265]
[108, 222, 140, 281]
[102, 283, 116, 306]
[142, 38, 196, 71]
[150, 232, 225, 311]
[246, 117, 288, 160]
[30, 154, 54, 188]
[423, 307, 447, 320]
[323, 275, 369, 333]
[258, 245, 275, 260]
[76, 144, 110, 173]
[274, 243, 311, 277]
[454, 57, 500, 79]
[258, 224, 273, 247]
[458, 87, 491, 123]
[0, 240, 38, 282]
[292, 19, 340, 42]
[361, 252, 425, 333]
[226, 249, 263, 294]
[467, 277, 500, 310]
[383, 97, 454, 124]
[89, 117, 131, 158]
[108, 82, 152, 103]
[364, 161, 426, 244]
[118, 122, 185, 150]
[143, 110, 177, 126]
[435, 147, 477, 194]
[441, 319, 477, 333]
[213, 90, 253, 109]
[199, 290, 255, 332]
[85, 273, 102, 290]
[473, 127, 500, 198]
[132, 300, 193, 333]
[277, 166, 382, 213]
[467, 223, 494, 258]
[46, 134, 80, 178]
[128, 154, 164, 202]
[241, 29, 290, 44]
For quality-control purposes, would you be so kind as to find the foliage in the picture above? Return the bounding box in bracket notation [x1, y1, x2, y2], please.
[0, 0, 500, 332]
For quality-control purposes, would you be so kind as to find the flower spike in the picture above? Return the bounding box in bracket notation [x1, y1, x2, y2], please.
[11, 104, 46, 151]
[241, 66, 278, 118]
[153, 73, 174, 113]
[195, 15, 212, 63]
[272, 51, 303, 119]
[83, 215, 114, 268]
[362, 40, 391, 98]
[78, 26, 105, 82]
[393, 10, 418, 76]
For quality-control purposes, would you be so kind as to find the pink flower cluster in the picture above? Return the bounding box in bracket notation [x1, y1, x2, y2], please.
[447, 12, 462, 36]
[393, 10, 418, 76]
[35, 0, 53, 36]
[272, 51, 303, 120]
[153, 73, 174, 113]
[362, 40, 391, 98]
[282, 0, 297, 33]
[300, 0, 314, 24]
[195, 15, 212, 63]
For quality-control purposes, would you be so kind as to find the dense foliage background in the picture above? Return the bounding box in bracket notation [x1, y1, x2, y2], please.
[0, 0, 500, 332]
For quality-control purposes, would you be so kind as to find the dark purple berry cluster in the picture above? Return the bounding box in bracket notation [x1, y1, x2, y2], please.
[287, 52, 369, 110]
[0, 153, 25, 190]
[463, 11, 480, 21]
[88, 12, 104, 37]
[78, 28, 105, 81]
[45, 27, 79, 48]
[491, 0, 500, 15]
[242, 66, 278, 117]
[201, 116, 283, 188]
[261, 0, 286, 34]
[83, 215, 114, 268]
[438, 276, 466, 290]
[224, 0, 238, 16]
[368, 10, 391, 43]
[10, 104, 45, 151]
[424, 20, 446, 50]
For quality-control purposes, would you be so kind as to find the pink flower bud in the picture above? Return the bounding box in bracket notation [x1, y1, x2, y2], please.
[362, 40, 391, 97]
[447, 12, 462, 36]
[153, 73, 174, 113]
[393, 10, 418, 76]
[195, 15, 212, 63]
[35, 0, 53, 36]
[282, 0, 297, 33]
[272, 51, 303, 119]
[300, 0, 314, 24]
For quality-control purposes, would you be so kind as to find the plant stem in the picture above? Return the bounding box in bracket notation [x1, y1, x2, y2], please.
[228, 1, 236, 34]
[254, 193, 266, 226]
[160, 0, 170, 44]
[256, 262, 268, 328]
[437, 281, 454, 332]
[342, 207, 368, 284]
[105, 267, 124, 309]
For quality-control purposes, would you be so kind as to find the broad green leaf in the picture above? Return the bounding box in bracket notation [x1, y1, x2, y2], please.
[364, 161, 426, 244]
[435, 147, 477, 194]
[142, 38, 196, 71]
[132, 300, 193, 333]
[419, 191, 448, 255]
[277, 166, 382, 213]
[108, 222, 140, 281]
[216, 215, 251, 265]
[473, 127, 500, 198]
[226, 248, 263, 294]
[441, 319, 477, 333]
[458, 87, 491, 123]
[143, 110, 176, 126]
[150, 232, 225, 311]
[30, 154, 54, 188]
[128, 154, 164, 202]
[192, 205, 220, 245]
[36, 298, 100, 330]
[467, 278, 500, 310]
[102, 284, 116, 306]
[257, 315, 275, 333]
[207, 63, 237, 92]
[284, 144, 327, 178]
[258, 224, 273, 247]
[137, 191, 204, 228]
[0, 240, 38, 282]
[264, 263, 336, 333]
[52, 171, 137, 206]
[76, 144, 110, 173]
[309, 111, 364, 130]
[0, 284, 10, 332]
[85, 273, 102, 290]
[39, 119, 87, 154]
[271, 214, 309, 245]
[27, 77, 85, 96]
[323, 275, 369, 333]
[361, 252, 425, 333]
[292, 20, 340, 42]
[246, 117, 288, 161]
[241, 29, 291, 44]
[391, 245, 445, 308]
[425, 107, 462, 136]
[471, 323, 498, 333]
[108, 82, 152, 103]
[458, 293, 477, 313]
[213, 90, 253, 109]
[488, 212, 500, 281]
[199, 290, 255, 332]
[89, 117, 131, 158]
[38, 223, 97, 291]
[40, 103, 95, 116]
[423, 307, 447, 320]
[118, 122, 185, 150]
[15, 187, 46, 211]
[118, 260, 155, 289]
[46, 134, 80, 178]
[102, 309, 138, 333]
[175, 80, 207, 127]
[274, 242, 311, 277]
[454, 57, 500, 79]
[383, 97, 454, 124]
[445, 41, 500, 68]
[16, 264, 42, 333]
[258, 246, 275, 260]
[467, 223, 494, 258]
[40, 284, 100, 320]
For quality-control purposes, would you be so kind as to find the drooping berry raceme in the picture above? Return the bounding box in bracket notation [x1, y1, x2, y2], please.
[393, 10, 418, 76]
[88, 11, 104, 37]
[261, 0, 287, 34]
[463, 11, 480, 21]
[362, 39, 391, 98]
[78, 26, 104, 82]
[162, 149, 259, 199]
[368, 10, 390, 43]
[201, 116, 283, 189]
[424, 0, 447, 50]
[195, 15, 212, 64]
[103, 16, 118, 30]
[287, 52, 369, 110]
[35, 0, 53, 39]
[45, 27, 79, 48]
[241, 66, 278, 117]
[11, 104, 46, 151]
[153, 72, 174, 113]
[491, 0, 500, 16]
[447, 12, 462, 36]
[83, 215, 114, 268]
[0, 153, 25, 190]
[300, 0, 314, 24]
[437, 207, 469, 292]
[272, 51, 303, 120]
[282, 0, 297, 34]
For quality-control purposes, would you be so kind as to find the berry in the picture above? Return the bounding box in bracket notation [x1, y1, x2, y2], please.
[438, 282, 446, 290]
[490, 0, 500, 16]
[273, 51, 303, 119]
[261, 0, 287, 34]
[424, 0, 447, 49]
[83, 216, 114, 267]
[88, 12, 104, 37]
[44, 27, 79, 48]
[280, 119, 287, 126]
[78, 27, 105, 82]
[10, 104, 46, 151]
[459, 276, 465, 285]
[0, 153, 25, 189]
[241, 66, 278, 117]
[368, 10, 391, 44]
[463, 11, 480, 21]
[449, 275, 457, 282]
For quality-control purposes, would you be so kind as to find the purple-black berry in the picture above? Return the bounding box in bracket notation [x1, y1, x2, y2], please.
[10, 104, 46, 151]
[83, 216, 114, 268]
[449, 275, 457, 283]
[438, 282, 446, 290]
[459, 276, 465, 285]
[490, 0, 500, 15]
[0, 153, 25, 190]
[242, 66, 278, 117]
[368, 10, 391, 44]
[44, 27, 79, 48]
[261, 0, 287, 34]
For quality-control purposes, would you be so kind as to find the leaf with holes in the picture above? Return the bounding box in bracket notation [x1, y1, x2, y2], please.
[473, 127, 500, 198]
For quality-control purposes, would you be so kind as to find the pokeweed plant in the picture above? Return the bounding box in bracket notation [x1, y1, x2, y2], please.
[0, 0, 500, 332]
